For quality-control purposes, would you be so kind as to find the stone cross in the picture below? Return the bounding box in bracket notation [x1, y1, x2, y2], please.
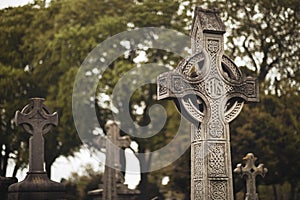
[15, 98, 58, 173]
[103, 120, 131, 200]
[234, 153, 268, 200]
[157, 8, 259, 199]
[9, 98, 65, 200]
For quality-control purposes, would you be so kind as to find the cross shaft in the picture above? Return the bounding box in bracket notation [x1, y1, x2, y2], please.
[103, 120, 131, 200]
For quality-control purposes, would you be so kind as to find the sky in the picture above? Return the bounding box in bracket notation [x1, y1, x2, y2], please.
[0, 0, 33, 9]
[1, 0, 141, 189]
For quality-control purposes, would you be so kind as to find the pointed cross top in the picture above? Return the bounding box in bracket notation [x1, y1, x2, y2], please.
[234, 153, 268, 200]
[105, 120, 131, 148]
[15, 98, 58, 172]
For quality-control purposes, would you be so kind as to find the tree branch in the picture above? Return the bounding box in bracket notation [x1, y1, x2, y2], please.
[242, 38, 258, 72]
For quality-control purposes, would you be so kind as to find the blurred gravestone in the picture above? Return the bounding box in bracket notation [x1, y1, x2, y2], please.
[234, 153, 268, 200]
[88, 120, 139, 200]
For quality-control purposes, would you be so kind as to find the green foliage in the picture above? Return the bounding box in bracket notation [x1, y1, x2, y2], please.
[231, 93, 300, 198]
[62, 164, 102, 200]
[205, 0, 300, 91]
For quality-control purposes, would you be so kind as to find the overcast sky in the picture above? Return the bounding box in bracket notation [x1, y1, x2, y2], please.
[0, 0, 33, 9]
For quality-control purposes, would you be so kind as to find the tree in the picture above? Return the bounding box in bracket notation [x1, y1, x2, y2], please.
[62, 164, 103, 200]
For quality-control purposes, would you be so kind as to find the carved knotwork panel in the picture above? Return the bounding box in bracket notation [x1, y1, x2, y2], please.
[208, 119, 223, 138]
[194, 180, 204, 200]
[192, 124, 202, 141]
[207, 39, 220, 54]
[198, 12, 224, 32]
[209, 180, 227, 200]
[208, 143, 227, 177]
[158, 76, 168, 96]
[208, 100, 224, 138]
[183, 98, 204, 124]
[194, 143, 203, 178]
[195, 25, 203, 53]
[233, 81, 257, 98]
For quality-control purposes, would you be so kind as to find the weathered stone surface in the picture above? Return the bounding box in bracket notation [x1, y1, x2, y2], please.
[8, 98, 65, 200]
[0, 176, 17, 200]
[8, 172, 65, 200]
[234, 153, 268, 200]
[88, 120, 139, 200]
[157, 7, 259, 200]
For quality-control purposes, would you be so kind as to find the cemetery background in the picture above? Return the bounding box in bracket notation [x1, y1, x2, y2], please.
[0, 0, 299, 199]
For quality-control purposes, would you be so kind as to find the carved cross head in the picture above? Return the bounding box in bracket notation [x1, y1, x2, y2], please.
[234, 153, 268, 177]
[105, 120, 131, 148]
[157, 8, 259, 129]
[15, 98, 58, 136]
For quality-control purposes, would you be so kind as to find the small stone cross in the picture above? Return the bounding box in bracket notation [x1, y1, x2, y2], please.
[15, 98, 58, 172]
[234, 153, 268, 200]
[103, 120, 131, 200]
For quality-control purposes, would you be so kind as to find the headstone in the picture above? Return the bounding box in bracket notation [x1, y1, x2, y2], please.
[88, 120, 139, 200]
[0, 176, 17, 200]
[157, 8, 259, 199]
[8, 98, 65, 200]
[234, 153, 268, 200]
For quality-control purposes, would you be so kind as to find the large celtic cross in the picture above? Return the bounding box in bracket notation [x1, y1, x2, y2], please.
[15, 98, 58, 173]
[157, 8, 259, 199]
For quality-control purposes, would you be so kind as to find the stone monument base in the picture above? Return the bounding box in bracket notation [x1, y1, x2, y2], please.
[88, 184, 140, 200]
[0, 176, 18, 200]
[8, 172, 65, 200]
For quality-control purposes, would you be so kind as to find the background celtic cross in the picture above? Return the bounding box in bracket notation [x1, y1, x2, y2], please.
[157, 8, 259, 200]
[15, 98, 58, 172]
[234, 153, 268, 200]
[103, 120, 131, 200]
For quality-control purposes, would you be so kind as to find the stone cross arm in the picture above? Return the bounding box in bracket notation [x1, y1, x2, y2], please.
[234, 153, 268, 177]
[105, 120, 131, 148]
[118, 136, 131, 148]
[157, 70, 259, 103]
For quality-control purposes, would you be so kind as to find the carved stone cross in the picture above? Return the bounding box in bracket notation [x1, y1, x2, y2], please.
[103, 120, 131, 200]
[157, 8, 259, 199]
[15, 98, 58, 172]
[9, 98, 65, 200]
[234, 153, 268, 200]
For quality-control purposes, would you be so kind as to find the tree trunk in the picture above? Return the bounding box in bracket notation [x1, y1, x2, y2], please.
[12, 164, 19, 178]
[0, 145, 10, 177]
[272, 184, 278, 200]
[136, 148, 154, 200]
[45, 160, 53, 178]
[45, 154, 57, 179]
[289, 182, 296, 200]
